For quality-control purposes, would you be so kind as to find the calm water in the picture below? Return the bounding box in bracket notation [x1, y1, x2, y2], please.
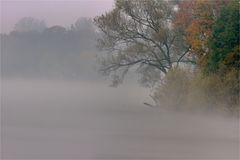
[1, 80, 239, 159]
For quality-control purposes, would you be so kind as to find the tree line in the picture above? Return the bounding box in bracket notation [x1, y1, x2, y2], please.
[94, 0, 239, 114]
[1, 17, 99, 80]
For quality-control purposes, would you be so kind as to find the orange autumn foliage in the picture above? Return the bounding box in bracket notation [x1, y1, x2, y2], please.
[175, 0, 229, 64]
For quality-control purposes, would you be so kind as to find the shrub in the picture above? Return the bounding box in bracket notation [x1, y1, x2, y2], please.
[152, 67, 239, 115]
[152, 67, 190, 111]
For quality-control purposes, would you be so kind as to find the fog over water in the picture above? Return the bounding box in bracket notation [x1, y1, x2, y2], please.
[1, 0, 239, 159]
[1, 79, 239, 159]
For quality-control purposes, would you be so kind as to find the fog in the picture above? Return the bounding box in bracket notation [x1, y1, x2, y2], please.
[1, 1, 239, 159]
[1, 80, 239, 159]
[1, 0, 114, 34]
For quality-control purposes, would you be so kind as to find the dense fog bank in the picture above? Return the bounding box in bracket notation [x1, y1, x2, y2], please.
[1, 18, 100, 80]
[1, 80, 239, 159]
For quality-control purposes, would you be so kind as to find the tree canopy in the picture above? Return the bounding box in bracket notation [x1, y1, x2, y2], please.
[207, 0, 240, 73]
[94, 0, 239, 112]
[94, 0, 192, 86]
[1, 17, 98, 80]
[175, 0, 229, 64]
[14, 17, 47, 33]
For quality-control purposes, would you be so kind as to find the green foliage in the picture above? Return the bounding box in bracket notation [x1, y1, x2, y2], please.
[223, 46, 240, 70]
[94, 0, 239, 114]
[206, 0, 240, 73]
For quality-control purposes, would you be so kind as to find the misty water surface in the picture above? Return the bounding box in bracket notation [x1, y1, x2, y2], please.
[1, 2, 239, 158]
[1, 79, 239, 159]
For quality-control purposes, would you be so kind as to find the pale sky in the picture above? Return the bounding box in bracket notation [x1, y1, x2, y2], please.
[0, 0, 114, 33]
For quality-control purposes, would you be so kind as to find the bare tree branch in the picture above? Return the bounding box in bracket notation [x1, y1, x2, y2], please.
[94, 0, 193, 85]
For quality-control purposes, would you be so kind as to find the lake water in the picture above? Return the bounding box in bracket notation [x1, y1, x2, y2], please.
[1, 80, 239, 159]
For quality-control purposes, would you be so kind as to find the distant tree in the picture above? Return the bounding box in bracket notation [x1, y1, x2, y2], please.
[44, 25, 67, 35]
[2, 18, 99, 80]
[73, 17, 95, 32]
[14, 17, 47, 32]
[94, 0, 192, 86]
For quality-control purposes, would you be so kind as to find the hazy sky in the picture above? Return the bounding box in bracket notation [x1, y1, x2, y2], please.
[0, 0, 114, 33]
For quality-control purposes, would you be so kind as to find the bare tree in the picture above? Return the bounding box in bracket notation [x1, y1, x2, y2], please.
[94, 0, 193, 86]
